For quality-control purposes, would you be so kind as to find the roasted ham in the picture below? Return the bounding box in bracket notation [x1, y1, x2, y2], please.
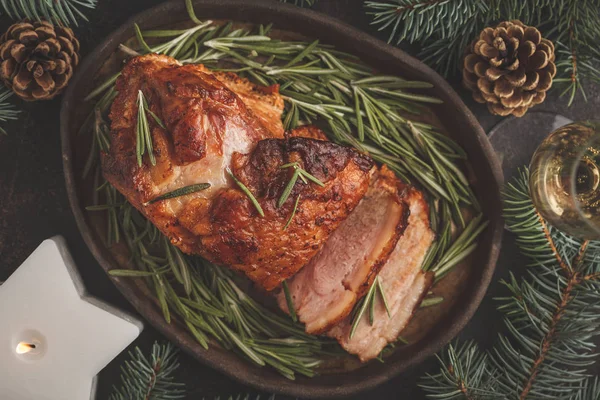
[328, 185, 435, 361]
[102, 54, 436, 358]
[102, 54, 373, 291]
[277, 166, 410, 334]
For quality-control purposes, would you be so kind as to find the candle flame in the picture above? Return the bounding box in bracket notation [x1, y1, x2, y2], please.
[16, 342, 35, 354]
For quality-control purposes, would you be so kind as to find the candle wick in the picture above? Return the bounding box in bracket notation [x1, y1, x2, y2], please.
[16, 342, 36, 354]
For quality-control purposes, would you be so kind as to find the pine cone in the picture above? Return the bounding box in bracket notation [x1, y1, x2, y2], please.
[0, 21, 80, 101]
[463, 20, 556, 117]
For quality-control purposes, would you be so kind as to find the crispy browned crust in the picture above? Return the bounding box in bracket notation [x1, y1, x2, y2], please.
[285, 125, 329, 141]
[202, 135, 374, 291]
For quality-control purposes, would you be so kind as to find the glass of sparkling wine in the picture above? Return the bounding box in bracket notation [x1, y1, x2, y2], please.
[529, 121, 600, 239]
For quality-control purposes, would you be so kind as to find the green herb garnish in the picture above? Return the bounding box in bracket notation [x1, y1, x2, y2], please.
[420, 296, 444, 308]
[144, 183, 211, 206]
[282, 280, 297, 322]
[226, 168, 265, 217]
[278, 162, 324, 207]
[283, 195, 301, 231]
[136, 90, 158, 167]
[350, 276, 391, 338]
[278, 169, 300, 208]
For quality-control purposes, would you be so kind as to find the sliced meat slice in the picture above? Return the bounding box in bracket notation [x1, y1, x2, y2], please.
[328, 186, 435, 362]
[278, 166, 409, 334]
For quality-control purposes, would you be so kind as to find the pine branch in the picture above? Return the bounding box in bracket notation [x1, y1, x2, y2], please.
[550, 1, 600, 105]
[366, 0, 497, 75]
[0, 0, 98, 26]
[503, 170, 571, 270]
[489, 169, 600, 398]
[365, 0, 491, 45]
[366, 0, 600, 103]
[570, 378, 600, 400]
[421, 168, 600, 399]
[109, 342, 277, 400]
[0, 89, 20, 135]
[109, 342, 185, 400]
[420, 341, 501, 400]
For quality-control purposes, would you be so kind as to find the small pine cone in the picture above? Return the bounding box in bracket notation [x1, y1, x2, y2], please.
[0, 20, 80, 101]
[462, 20, 556, 117]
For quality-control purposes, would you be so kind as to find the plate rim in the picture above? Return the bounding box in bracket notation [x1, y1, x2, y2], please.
[60, 0, 504, 397]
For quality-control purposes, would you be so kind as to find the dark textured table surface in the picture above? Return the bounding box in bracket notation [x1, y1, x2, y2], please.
[1, 1, 599, 399]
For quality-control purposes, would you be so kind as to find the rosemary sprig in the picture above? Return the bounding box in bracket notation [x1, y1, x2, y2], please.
[278, 162, 324, 207]
[226, 168, 265, 217]
[432, 214, 488, 281]
[144, 183, 211, 206]
[282, 280, 297, 322]
[350, 276, 390, 338]
[136, 90, 157, 167]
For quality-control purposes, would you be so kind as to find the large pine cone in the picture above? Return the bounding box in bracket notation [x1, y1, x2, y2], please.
[463, 20, 556, 117]
[0, 21, 80, 101]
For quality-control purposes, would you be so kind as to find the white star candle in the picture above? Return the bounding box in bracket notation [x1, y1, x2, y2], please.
[0, 236, 143, 400]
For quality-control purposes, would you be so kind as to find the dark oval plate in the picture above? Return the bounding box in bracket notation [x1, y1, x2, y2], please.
[60, 0, 503, 397]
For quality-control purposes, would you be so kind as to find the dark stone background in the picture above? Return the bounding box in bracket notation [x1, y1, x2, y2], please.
[0, 0, 598, 399]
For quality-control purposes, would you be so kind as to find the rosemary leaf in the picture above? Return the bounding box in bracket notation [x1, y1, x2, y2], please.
[84, 72, 120, 102]
[144, 183, 211, 205]
[226, 168, 265, 217]
[153, 275, 171, 324]
[185, 320, 209, 349]
[369, 287, 376, 326]
[278, 169, 300, 207]
[377, 277, 391, 318]
[298, 169, 325, 187]
[420, 296, 444, 308]
[146, 108, 166, 129]
[185, 0, 202, 25]
[134, 23, 153, 53]
[350, 282, 377, 339]
[283, 195, 301, 231]
[173, 247, 193, 295]
[282, 280, 298, 322]
[284, 39, 319, 68]
[278, 163, 325, 208]
[353, 86, 365, 142]
[108, 269, 168, 277]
